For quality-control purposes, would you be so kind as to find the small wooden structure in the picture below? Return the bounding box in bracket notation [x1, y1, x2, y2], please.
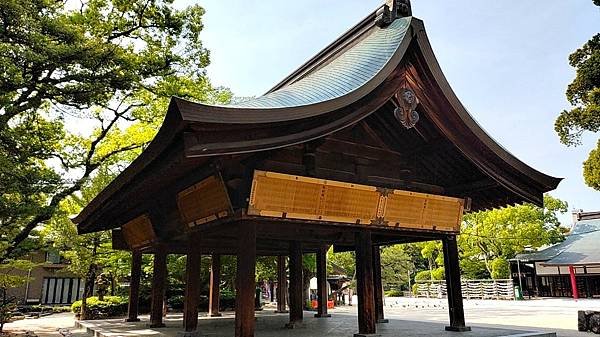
[73, 1, 560, 336]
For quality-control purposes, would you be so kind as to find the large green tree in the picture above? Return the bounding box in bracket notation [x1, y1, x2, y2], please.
[554, 0, 600, 189]
[0, 0, 231, 261]
[459, 194, 568, 278]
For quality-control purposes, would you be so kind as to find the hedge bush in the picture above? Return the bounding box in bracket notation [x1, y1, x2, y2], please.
[384, 289, 402, 297]
[71, 296, 128, 319]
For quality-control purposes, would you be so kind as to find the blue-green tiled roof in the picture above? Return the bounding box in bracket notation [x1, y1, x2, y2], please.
[230, 17, 411, 108]
[515, 219, 600, 265]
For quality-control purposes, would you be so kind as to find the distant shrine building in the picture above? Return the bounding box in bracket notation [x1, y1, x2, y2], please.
[513, 211, 600, 299]
[73, 1, 560, 336]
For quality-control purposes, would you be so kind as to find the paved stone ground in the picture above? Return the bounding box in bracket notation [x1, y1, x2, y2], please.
[2, 313, 88, 337]
[5, 298, 600, 337]
[353, 297, 600, 337]
[76, 311, 549, 337]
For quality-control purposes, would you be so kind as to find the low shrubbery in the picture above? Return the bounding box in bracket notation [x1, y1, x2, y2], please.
[167, 289, 236, 311]
[384, 289, 403, 297]
[71, 296, 128, 320]
[17, 305, 71, 313]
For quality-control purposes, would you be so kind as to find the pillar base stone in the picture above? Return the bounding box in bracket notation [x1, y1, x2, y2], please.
[176, 330, 202, 337]
[314, 313, 331, 318]
[275, 310, 289, 313]
[376, 319, 389, 323]
[445, 326, 472, 332]
[125, 318, 140, 322]
[208, 313, 222, 317]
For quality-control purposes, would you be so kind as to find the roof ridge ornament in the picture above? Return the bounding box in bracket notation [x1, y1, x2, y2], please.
[392, 88, 419, 129]
[375, 0, 412, 27]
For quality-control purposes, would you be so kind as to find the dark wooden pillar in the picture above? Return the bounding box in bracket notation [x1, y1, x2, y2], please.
[315, 245, 330, 318]
[276, 255, 288, 313]
[209, 254, 222, 317]
[442, 235, 471, 332]
[150, 245, 167, 328]
[355, 231, 376, 336]
[183, 236, 202, 333]
[235, 223, 256, 337]
[286, 241, 303, 328]
[126, 250, 142, 322]
[373, 245, 388, 323]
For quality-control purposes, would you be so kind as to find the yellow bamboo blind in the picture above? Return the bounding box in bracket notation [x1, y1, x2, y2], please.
[121, 214, 156, 249]
[177, 174, 232, 228]
[382, 190, 464, 231]
[248, 171, 379, 224]
[248, 170, 464, 232]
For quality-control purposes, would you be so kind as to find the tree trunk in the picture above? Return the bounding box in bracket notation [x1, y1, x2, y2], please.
[80, 263, 97, 320]
[0, 288, 7, 333]
[302, 266, 313, 309]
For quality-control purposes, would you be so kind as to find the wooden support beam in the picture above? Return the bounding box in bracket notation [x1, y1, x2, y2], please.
[373, 246, 388, 323]
[446, 178, 497, 195]
[150, 244, 167, 328]
[276, 255, 288, 313]
[286, 241, 304, 328]
[442, 235, 471, 332]
[209, 254, 222, 317]
[235, 223, 256, 337]
[183, 236, 202, 333]
[126, 250, 142, 322]
[315, 245, 331, 318]
[355, 231, 376, 336]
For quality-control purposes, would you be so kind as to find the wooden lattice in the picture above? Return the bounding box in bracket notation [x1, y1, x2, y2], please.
[177, 174, 233, 228]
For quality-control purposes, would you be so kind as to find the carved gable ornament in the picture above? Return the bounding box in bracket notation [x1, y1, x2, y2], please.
[393, 88, 419, 129]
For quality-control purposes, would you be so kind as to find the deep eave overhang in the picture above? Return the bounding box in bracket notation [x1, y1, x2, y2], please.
[73, 13, 561, 233]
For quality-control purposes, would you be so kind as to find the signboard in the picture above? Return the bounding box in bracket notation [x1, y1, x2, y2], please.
[248, 170, 464, 232]
[121, 214, 157, 248]
[177, 174, 233, 228]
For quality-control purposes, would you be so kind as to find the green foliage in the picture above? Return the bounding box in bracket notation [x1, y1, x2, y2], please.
[459, 194, 568, 278]
[584, 139, 600, 190]
[71, 296, 128, 319]
[0, 259, 37, 332]
[431, 267, 445, 280]
[0, 0, 231, 261]
[327, 250, 355, 277]
[490, 257, 510, 279]
[0, 259, 36, 289]
[384, 289, 403, 297]
[554, 1, 600, 189]
[380, 245, 413, 290]
[414, 270, 431, 281]
[256, 256, 277, 281]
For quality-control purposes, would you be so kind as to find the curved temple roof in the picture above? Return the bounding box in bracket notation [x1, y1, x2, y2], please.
[232, 18, 410, 109]
[515, 219, 600, 266]
[73, 4, 561, 232]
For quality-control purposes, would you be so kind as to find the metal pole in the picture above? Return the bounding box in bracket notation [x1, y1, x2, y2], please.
[517, 259, 523, 294]
[407, 270, 411, 297]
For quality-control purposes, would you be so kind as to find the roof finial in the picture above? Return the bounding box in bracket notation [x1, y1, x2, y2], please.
[376, 0, 412, 27]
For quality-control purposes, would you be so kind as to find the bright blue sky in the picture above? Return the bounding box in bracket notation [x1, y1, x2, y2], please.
[178, 0, 599, 225]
